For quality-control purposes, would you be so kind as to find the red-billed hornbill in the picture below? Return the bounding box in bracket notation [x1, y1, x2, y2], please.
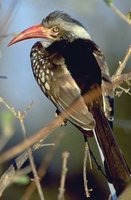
[9, 11, 114, 130]
[8, 11, 130, 194]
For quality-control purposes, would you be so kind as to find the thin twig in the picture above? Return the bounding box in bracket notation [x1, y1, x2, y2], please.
[83, 142, 92, 198]
[117, 86, 131, 96]
[86, 141, 93, 170]
[115, 46, 131, 76]
[110, 3, 131, 26]
[0, 98, 44, 199]
[0, 97, 33, 119]
[33, 142, 55, 151]
[58, 151, 69, 200]
[19, 114, 45, 200]
[21, 133, 65, 200]
[0, 142, 54, 197]
[0, 97, 18, 116]
[112, 72, 131, 89]
[0, 165, 15, 196]
[112, 45, 131, 93]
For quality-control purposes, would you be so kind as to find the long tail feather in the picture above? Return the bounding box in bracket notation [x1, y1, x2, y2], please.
[92, 105, 131, 195]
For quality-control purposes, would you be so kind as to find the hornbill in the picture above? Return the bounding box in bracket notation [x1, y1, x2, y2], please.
[8, 11, 130, 195]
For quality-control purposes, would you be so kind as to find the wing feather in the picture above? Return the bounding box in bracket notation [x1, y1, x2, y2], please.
[50, 65, 96, 130]
[93, 47, 114, 122]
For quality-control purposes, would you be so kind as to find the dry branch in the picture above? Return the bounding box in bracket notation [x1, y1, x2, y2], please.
[58, 151, 69, 200]
[110, 3, 131, 26]
[0, 98, 45, 199]
[115, 46, 131, 76]
[83, 142, 93, 198]
[19, 115, 45, 200]
[104, 1, 131, 26]
[21, 133, 65, 200]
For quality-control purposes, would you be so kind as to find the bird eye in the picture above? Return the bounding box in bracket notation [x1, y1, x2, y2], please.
[52, 27, 60, 33]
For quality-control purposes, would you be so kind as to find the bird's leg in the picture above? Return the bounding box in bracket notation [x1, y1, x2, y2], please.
[55, 109, 68, 126]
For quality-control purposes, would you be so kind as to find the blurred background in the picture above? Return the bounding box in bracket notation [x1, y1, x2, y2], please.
[0, 0, 131, 199]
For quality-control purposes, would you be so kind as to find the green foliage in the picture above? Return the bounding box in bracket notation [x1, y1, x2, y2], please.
[127, 12, 131, 20]
[104, 0, 113, 6]
[14, 175, 30, 185]
[0, 111, 14, 137]
[1, 111, 14, 125]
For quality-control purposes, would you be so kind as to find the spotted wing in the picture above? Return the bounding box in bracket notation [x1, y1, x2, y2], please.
[50, 64, 96, 130]
[30, 42, 95, 131]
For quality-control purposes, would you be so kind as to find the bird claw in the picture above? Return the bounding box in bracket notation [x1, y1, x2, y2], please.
[55, 109, 67, 126]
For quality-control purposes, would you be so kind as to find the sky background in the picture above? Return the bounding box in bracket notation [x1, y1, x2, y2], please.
[0, 0, 131, 199]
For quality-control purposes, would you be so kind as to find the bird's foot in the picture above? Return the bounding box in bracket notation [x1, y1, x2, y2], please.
[55, 109, 67, 126]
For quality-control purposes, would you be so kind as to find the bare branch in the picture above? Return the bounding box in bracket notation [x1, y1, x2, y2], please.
[115, 46, 131, 76]
[21, 133, 65, 200]
[112, 45, 131, 94]
[58, 151, 69, 200]
[0, 165, 15, 196]
[112, 72, 131, 89]
[0, 97, 44, 199]
[83, 142, 93, 198]
[19, 114, 45, 200]
[104, 1, 131, 26]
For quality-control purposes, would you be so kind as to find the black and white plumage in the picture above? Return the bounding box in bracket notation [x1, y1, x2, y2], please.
[29, 11, 114, 135]
[9, 11, 131, 194]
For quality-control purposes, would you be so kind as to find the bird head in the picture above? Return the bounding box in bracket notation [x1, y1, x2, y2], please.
[8, 11, 90, 46]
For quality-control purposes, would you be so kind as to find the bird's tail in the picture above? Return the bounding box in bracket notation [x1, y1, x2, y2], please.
[91, 105, 131, 195]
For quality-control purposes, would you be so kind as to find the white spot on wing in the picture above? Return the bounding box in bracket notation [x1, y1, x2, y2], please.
[46, 75, 49, 80]
[46, 69, 50, 74]
[37, 78, 41, 85]
[35, 69, 38, 73]
[32, 60, 36, 64]
[41, 76, 45, 83]
[40, 69, 43, 73]
[45, 82, 50, 90]
[32, 52, 37, 57]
